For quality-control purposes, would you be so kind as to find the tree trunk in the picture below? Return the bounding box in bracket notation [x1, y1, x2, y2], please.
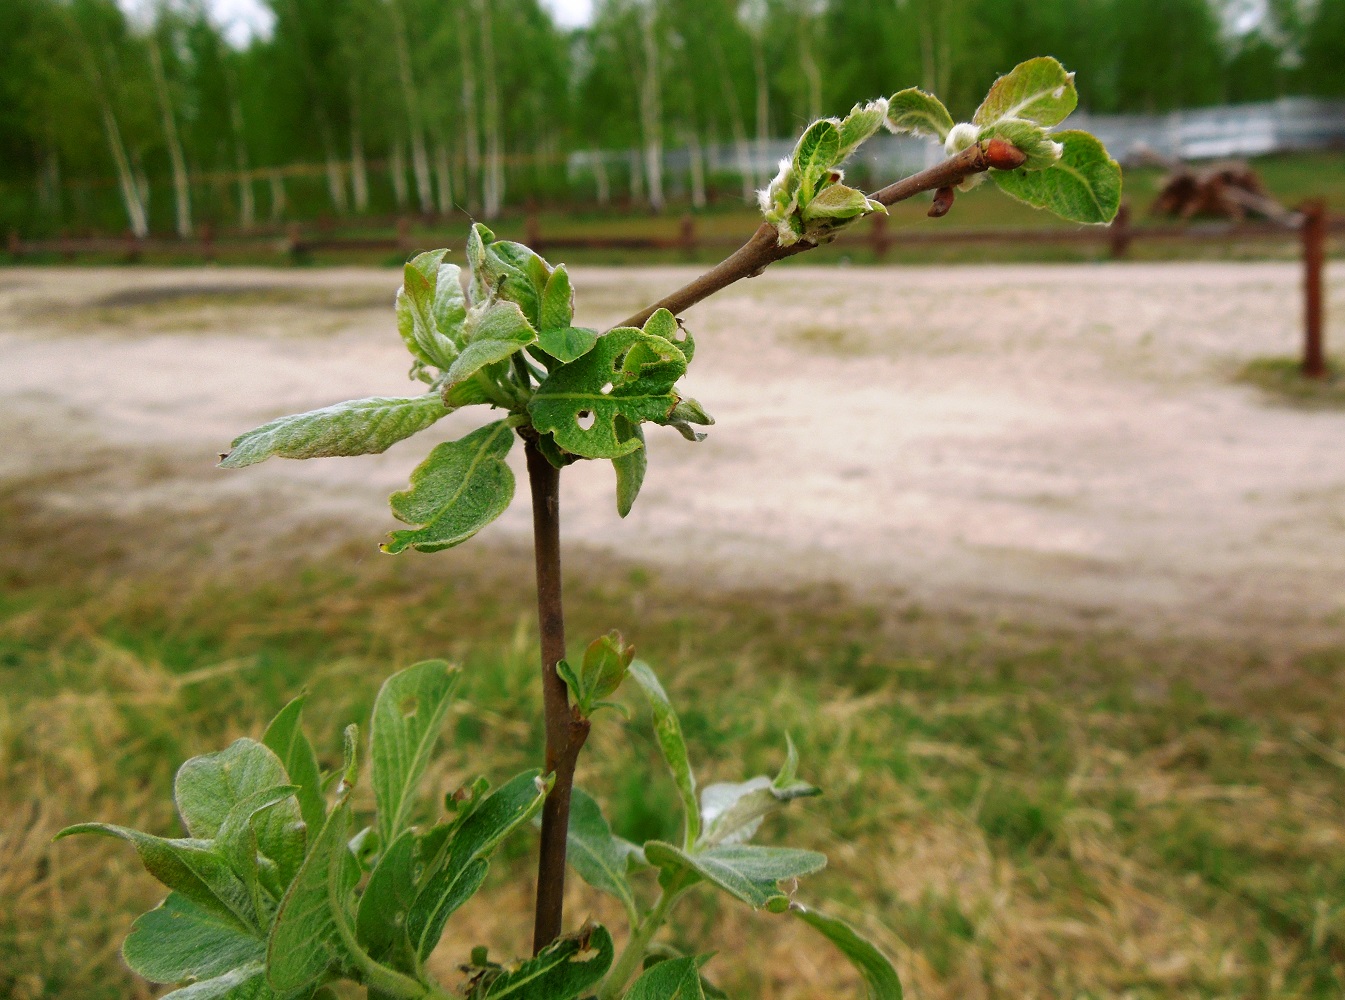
[592, 151, 610, 205]
[711, 36, 756, 201]
[148, 39, 192, 238]
[752, 33, 769, 189]
[435, 138, 454, 216]
[638, 3, 665, 212]
[687, 129, 706, 209]
[351, 85, 370, 213]
[226, 82, 255, 229]
[269, 171, 287, 221]
[477, 0, 504, 218]
[457, 7, 482, 214]
[388, 0, 433, 214]
[390, 139, 409, 210]
[100, 103, 148, 238]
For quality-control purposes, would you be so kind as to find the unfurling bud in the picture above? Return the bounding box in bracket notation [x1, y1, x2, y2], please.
[985, 138, 1028, 171]
[928, 186, 956, 218]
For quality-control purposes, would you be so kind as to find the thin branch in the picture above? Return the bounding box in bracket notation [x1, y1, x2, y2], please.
[612, 139, 1027, 330]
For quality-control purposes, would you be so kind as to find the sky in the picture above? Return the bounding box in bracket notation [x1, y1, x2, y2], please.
[147, 0, 596, 47]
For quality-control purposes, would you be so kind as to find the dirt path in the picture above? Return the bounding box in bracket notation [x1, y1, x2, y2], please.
[3, 263, 1344, 644]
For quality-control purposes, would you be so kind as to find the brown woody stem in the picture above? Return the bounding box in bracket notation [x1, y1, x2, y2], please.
[525, 438, 591, 953]
[613, 140, 1025, 330]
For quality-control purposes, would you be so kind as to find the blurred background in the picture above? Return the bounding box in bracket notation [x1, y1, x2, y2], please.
[3, 3, 1345, 1000]
[1, 0, 1344, 245]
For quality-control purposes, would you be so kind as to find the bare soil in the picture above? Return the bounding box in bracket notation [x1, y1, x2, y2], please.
[3, 262, 1344, 645]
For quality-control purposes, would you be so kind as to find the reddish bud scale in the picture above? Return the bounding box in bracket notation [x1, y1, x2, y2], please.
[985, 138, 1028, 171]
[928, 186, 956, 218]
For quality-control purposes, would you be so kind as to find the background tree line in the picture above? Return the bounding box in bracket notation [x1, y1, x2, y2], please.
[2, 0, 1343, 236]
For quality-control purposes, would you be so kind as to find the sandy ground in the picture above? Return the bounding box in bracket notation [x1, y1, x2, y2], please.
[3, 262, 1344, 644]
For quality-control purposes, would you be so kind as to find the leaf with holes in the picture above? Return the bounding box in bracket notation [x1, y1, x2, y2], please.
[407, 771, 552, 960]
[644, 842, 827, 912]
[992, 130, 1121, 224]
[371, 659, 462, 846]
[791, 904, 902, 1000]
[973, 56, 1077, 129]
[885, 88, 954, 141]
[383, 420, 516, 554]
[628, 660, 699, 847]
[122, 892, 265, 985]
[219, 395, 449, 469]
[529, 326, 686, 460]
[482, 924, 613, 999]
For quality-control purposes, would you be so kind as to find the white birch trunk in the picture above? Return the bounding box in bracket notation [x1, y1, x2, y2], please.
[687, 129, 706, 209]
[390, 140, 409, 210]
[148, 40, 192, 237]
[100, 103, 148, 238]
[638, 3, 665, 212]
[269, 171, 287, 221]
[592, 151, 610, 205]
[457, 7, 481, 214]
[477, 0, 504, 218]
[435, 140, 453, 215]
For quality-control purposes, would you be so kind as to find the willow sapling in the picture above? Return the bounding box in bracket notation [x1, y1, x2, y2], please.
[61, 57, 1119, 999]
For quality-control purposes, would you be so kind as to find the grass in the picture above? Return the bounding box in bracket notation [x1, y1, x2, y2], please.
[1236, 356, 1345, 408]
[3, 477, 1345, 1000]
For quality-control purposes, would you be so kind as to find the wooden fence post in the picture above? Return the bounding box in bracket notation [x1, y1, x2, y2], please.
[526, 210, 542, 252]
[1108, 202, 1132, 259]
[7, 230, 21, 261]
[871, 212, 889, 260]
[200, 222, 216, 263]
[1301, 199, 1327, 379]
[396, 216, 412, 254]
[285, 222, 305, 264]
[679, 214, 696, 258]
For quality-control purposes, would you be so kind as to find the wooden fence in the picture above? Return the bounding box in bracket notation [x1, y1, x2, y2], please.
[7, 201, 1341, 377]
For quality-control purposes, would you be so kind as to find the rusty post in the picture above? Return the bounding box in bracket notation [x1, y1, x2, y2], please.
[396, 216, 412, 253]
[679, 214, 696, 258]
[1302, 199, 1326, 379]
[871, 211, 889, 260]
[1108, 202, 1132, 259]
[285, 221, 304, 264]
[200, 222, 216, 263]
[7, 230, 21, 260]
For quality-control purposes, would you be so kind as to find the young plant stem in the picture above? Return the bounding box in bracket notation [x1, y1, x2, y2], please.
[612, 139, 1026, 330]
[599, 888, 683, 1000]
[525, 438, 591, 953]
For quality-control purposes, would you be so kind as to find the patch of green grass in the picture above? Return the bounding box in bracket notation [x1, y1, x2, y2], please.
[3, 492, 1345, 998]
[1236, 356, 1345, 408]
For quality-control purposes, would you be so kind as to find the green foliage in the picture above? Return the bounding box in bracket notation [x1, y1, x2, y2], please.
[885, 88, 954, 141]
[624, 957, 707, 1000]
[791, 905, 904, 1000]
[475, 924, 613, 999]
[558, 631, 635, 717]
[993, 130, 1123, 224]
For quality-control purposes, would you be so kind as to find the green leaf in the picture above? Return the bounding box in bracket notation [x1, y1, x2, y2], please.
[397, 250, 459, 374]
[262, 697, 326, 843]
[973, 56, 1077, 128]
[407, 770, 552, 960]
[791, 904, 902, 1000]
[122, 892, 265, 985]
[530, 327, 686, 460]
[158, 961, 274, 1000]
[639, 308, 694, 364]
[978, 118, 1062, 170]
[624, 956, 707, 1000]
[627, 660, 699, 847]
[174, 739, 302, 890]
[612, 416, 646, 517]
[214, 784, 302, 909]
[354, 828, 418, 966]
[441, 301, 538, 388]
[371, 659, 463, 846]
[565, 632, 635, 713]
[566, 788, 638, 919]
[383, 420, 516, 554]
[469, 223, 554, 328]
[643, 842, 826, 912]
[991, 130, 1121, 224]
[55, 824, 258, 930]
[792, 119, 841, 202]
[801, 184, 882, 223]
[540, 263, 575, 332]
[837, 100, 889, 159]
[698, 740, 821, 849]
[219, 395, 449, 469]
[432, 262, 468, 346]
[657, 398, 714, 443]
[266, 799, 358, 992]
[482, 924, 613, 999]
[885, 88, 954, 141]
[538, 325, 601, 364]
